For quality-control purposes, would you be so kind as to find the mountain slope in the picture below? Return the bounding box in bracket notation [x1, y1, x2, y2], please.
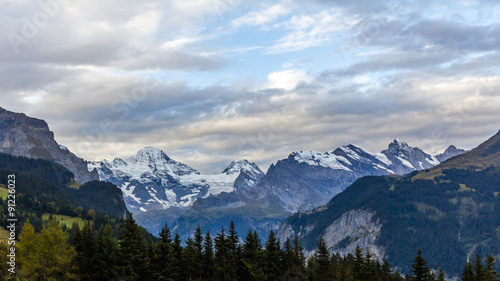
[0, 152, 127, 220]
[89, 148, 264, 214]
[171, 140, 463, 241]
[0, 107, 98, 183]
[278, 130, 500, 276]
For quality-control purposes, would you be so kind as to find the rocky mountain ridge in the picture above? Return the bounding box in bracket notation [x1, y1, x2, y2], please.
[0, 107, 98, 183]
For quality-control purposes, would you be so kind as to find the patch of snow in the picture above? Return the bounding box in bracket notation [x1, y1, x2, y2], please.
[340, 146, 361, 160]
[120, 183, 143, 204]
[428, 155, 440, 166]
[58, 144, 69, 151]
[375, 164, 394, 174]
[374, 153, 392, 166]
[396, 156, 415, 169]
[293, 151, 352, 171]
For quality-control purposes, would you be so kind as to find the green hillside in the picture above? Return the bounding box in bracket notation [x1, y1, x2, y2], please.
[0, 152, 128, 238]
[42, 213, 86, 229]
[0, 185, 8, 200]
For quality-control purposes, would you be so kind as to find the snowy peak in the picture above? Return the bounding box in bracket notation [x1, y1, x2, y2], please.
[387, 138, 412, 153]
[222, 159, 264, 177]
[382, 139, 439, 173]
[129, 146, 171, 163]
[434, 145, 468, 162]
[125, 146, 199, 176]
[112, 157, 127, 166]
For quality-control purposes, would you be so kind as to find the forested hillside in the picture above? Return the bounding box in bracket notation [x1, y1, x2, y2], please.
[3, 217, 498, 280]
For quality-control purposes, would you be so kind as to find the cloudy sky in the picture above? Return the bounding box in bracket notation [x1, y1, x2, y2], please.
[1, 0, 500, 173]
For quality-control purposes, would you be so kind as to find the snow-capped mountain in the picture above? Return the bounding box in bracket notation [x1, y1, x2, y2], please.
[381, 138, 440, 174]
[88, 147, 264, 213]
[432, 145, 468, 162]
[170, 139, 465, 241]
[277, 131, 500, 277]
[259, 139, 453, 212]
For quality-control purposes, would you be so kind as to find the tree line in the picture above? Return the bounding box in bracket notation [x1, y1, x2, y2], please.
[2, 214, 499, 280]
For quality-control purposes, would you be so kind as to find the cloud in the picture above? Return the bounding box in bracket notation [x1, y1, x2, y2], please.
[265, 68, 313, 90]
[0, 0, 230, 71]
[231, 2, 291, 29]
[265, 8, 354, 54]
[1, 0, 500, 174]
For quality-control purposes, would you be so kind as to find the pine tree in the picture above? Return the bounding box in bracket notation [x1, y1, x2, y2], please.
[364, 249, 378, 281]
[353, 245, 365, 280]
[145, 238, 155, 281]
[282, 237, 294, 279]
[94, 223, 120, 281]
[154, 223, 173, 280]
[291, 235, 307, 280]
[462, 257, 474, 281]
[203, 231, 216, 280]
[484, 254, 498, 281]
[227, 221, 241, 280]
[194, 225, 204, 271]
[171, 233, 184, 280]
[474, 254, 486, 281]
[242, 230, 264, 281]
[412, 249, 431, 281]
[310, 238, 334, 281]
[215, 228, 230, 280]
[74, 221, 97, 280]
[262, 230, 283, 280]
[183, 237, 203, 280]
[437, 267, 446, 281]
[306, 255, 318, 281]
[118, 213, 147, 278]
[377, 260, 390, 281]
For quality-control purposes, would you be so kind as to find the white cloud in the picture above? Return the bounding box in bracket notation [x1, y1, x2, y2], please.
[266, 9, 355, 54]
[231, 2, 291, 29]
[265, 68, 313, 90]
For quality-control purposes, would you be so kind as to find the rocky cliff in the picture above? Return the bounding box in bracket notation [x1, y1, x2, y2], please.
[0, 107, 98, 183]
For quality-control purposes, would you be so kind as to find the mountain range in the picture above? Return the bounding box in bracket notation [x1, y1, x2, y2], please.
[167, 139, 465, 240]
[88, 148, 264, 213]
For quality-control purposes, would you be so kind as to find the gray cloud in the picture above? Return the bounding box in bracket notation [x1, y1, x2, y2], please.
[1, 0, 500, 173]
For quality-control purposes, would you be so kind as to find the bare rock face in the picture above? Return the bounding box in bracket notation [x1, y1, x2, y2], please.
[0, 107, 99, 183]
[279, 209, 385, 260]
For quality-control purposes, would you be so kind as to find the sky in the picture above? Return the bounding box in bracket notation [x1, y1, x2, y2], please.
[1, 0, 500, 173]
